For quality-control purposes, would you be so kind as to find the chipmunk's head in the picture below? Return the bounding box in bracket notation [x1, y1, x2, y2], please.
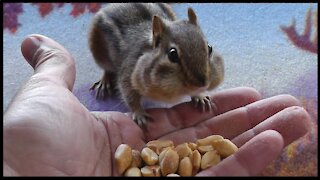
[132, 8, 224, 102]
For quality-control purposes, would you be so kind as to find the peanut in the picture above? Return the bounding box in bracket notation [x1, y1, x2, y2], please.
[146, 139, 174, 155]
[141, 147, 159, 165]
[124, 167, 142, 177]
[159, 147, 172, 163]
[188, 142, 197, 151]
[175, 143, 193, 160]
[130, 149, 142, 168]
[196, 135, 224, 146]
[211, 139, 238, 158]
[115, 144, 132, 174]
[197, 145, 214, 154]
[141, 165, 161, 177]
[167, 173, 180, 177]
[178, 157, 193, 176]
[201, 150, 221, 170]
[114, 134, 238, 176]
[160, 148, 179, 176]
[140, 166, 153, 177]
[192, 150, 201, 176]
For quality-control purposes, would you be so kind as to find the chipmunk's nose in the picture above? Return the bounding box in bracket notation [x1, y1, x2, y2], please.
[189, 68, 208, 88]
[192, 74, 208, 88]
[188, 74, 209, 93]
[192, 78, 209, 93]
[197, 76, 206, 87]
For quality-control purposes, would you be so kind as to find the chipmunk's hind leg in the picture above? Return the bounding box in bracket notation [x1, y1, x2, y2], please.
[90, 71, 117, 99]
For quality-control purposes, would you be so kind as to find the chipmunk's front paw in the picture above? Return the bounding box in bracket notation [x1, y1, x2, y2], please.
[191, 95, 214, 112]
[132, 111, 152, 129]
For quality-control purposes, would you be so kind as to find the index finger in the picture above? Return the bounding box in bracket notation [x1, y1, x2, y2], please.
[145, 87, 261, 140]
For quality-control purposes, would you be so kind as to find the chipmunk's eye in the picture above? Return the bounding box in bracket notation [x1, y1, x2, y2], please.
[208, 44, 213, 56]
[168, 48, 179, 63]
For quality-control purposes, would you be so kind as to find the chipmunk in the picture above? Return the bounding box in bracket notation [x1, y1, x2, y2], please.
[88, 3, 224, 128]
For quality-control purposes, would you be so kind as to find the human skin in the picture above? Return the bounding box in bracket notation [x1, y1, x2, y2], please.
[3, 34, 311, 176]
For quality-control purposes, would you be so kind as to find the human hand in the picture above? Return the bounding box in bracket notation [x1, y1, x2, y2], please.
[3, 34, 311, 176]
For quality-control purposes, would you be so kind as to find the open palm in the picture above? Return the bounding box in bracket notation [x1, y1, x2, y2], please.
[3, 34, 311, 176]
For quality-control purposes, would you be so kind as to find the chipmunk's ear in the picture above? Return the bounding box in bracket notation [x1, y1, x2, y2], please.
[188, 8, 197, 25]
[152, 16, 165, 48]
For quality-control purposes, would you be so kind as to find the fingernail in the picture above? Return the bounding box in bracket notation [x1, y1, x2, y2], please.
[21, 36, 42, 67]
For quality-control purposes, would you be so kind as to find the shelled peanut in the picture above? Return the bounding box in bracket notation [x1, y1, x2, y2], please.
[114, 135, 238, 176]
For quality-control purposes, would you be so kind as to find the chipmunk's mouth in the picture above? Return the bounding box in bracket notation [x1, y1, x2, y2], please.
[188, 85, 209, 95]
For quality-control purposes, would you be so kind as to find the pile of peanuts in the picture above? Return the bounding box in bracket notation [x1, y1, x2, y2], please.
[115, 134, 238, 176]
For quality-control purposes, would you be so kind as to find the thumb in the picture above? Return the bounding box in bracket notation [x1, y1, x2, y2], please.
[21, 34, 76, 91]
